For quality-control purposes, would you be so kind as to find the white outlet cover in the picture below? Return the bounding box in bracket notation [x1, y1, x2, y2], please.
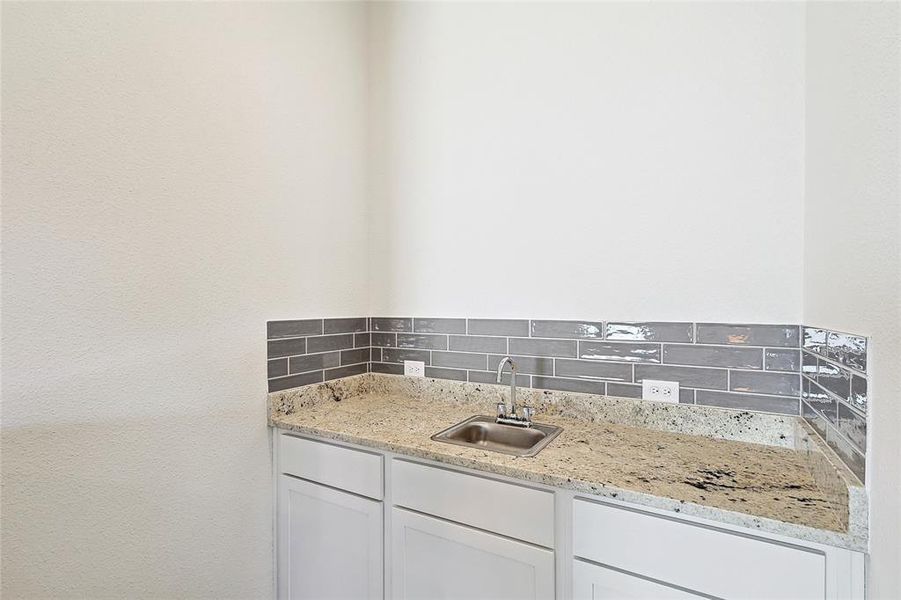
[404, 360, 425, 377]
[641, 379, 680, 404]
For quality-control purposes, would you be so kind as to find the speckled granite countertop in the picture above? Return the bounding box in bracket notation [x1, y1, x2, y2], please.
[269, 374, 867, 551]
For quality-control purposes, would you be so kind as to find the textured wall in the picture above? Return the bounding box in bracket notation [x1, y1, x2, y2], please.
[1, 2, 369, 597]
[804, 3, 901, 598]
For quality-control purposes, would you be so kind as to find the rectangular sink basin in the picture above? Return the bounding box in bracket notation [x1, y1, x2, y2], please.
[431, 415, 563, 457]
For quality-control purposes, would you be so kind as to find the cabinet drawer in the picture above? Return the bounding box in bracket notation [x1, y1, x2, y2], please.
[391, 459, 554, 547]
[279, 434, 383, 500]
[573, 498, 826, 600]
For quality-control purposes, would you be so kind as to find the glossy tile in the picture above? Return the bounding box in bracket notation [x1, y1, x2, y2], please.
[634, 365, 728, 390]
[850, 375, 868, 412]
[448, 335, 507, 354]
[370, 348, 382, 362]
[663, 344, 762, 369]
[381, 348, 431, 365]
[323, 317, 367, 334]
[826, 331, 867, 372]
[425, 366, 467, 381]
[290, 352, 340, 374]
[837, 402, 867, 454]
[371, 317, 412, 332]
[802, 327, 828, 355]
[267, 319, 322, 339]
[432, 351, 488, 371]
[579, 341, 661, 363]
[530, 319, 603, 339]
[325, 363, 366, 381]
[467, 319, 529, 337]
[764, 348, 800, 372]
[268, 358, 288, 378]
[696, 324, 799, 347]
[801, 401, 829, 440]
[606, 382, 642, 399]
[825, 427, 866, 483]
[268, 370, 323, 393]
[802, 377, 838, 421]
[801, 351, 818, 375]
[532, 376, 606, 395]
[414, 318, 466, 334]
[817, 361, 851, 402]
[554, 359, 632, 382]
[468, 370, 530, 387]
[307, 334, 354, 353]
[370, 332, 397, 348]
[370, 362, 404, 375]
[729, 371, 800, 397]
[397, 333, 448, 350]
[487, 354, 554, 376]
[605, 322, 693, 343]
[508, 337, 577, 358]
[267, 337, 306, 359]
[354, 333, 371, 348]
[695, 391, 799, 416]
[340, 348, 370, 366]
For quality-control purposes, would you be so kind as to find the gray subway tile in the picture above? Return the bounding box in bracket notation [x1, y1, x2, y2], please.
[729, 371, 800, 396]
[370, 332, 397, 348]
[325, 363, 367, 381]
[580, 341, 661, 364]
[354, 333, 371, 348]
[803, 376, 839, 422]
[371, 348, 382, 362]
[802, 327, 828, 356]
[468, 370, 530, 387]
[268, 370, 323, 392]
[432, 351, 487, 370]
[663, 344, 762, 369]
[826, 331, 867, 372]
[817, 361, 851, 402]
[371, 317, 412, 332]
[268, 358, 288, 378]
[290, 352, 339, 374]
[307, 334, 354, 353]
[634, 365, 727, 390]
[267, 319, 322, 339]
[532, 376, 606, 395]
[381, 348, 431, 365]
[679, 388, 696, 404]
[509, 338, 577, 358]
[425, 366, 468, 382]
[696, 323, 799, 347]
[837, 402, 867, 454]
[850, 375, 868, 413]
[802, 400, 830, 440]
[696, 390, 799, 415]
[605, 322, 693, 343]
[267, 337, 306, 359]
[825, 427, 866, 483]
[341, 348, 370, 366]
[801, 350, 818, 375]
[371, 362, 404, 375]
[555, 359, 632, 382]
[323, 317, 367, 334]
[449, 335, 507, 353]
[487, 354, 554, 376]
[764, 348, 800, 372]
[531, 320, 603, 339]
[606, 382, 642, 399]
[397, 333, 448, 350]
[468, 318, 529, 337]
[414, 318, 466, 334]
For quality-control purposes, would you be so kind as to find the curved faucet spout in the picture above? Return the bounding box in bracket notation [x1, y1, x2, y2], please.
[495, 356, 518, 421]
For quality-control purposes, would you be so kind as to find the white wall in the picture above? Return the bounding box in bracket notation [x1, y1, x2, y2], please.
[1, 2, 369, 597]
[368, 1, 805, 323]
[804, 3, 901, 598]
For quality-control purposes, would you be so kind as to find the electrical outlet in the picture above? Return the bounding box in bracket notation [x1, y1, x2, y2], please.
[404, 360, 425, 377]
[641, 379, 680, 403]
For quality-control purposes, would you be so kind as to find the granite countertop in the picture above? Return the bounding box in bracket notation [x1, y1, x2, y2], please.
[269, 374, 867, 551]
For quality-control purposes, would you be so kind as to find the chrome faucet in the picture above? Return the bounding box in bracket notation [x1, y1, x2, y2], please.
[495, 356, 533, 427]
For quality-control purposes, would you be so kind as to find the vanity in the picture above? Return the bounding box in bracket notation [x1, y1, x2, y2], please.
[269, 373, 867, 600]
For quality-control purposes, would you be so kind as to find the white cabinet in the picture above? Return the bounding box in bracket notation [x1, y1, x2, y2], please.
[573, 560, 703, 600]
[277, 475, 383, 600]
[390, 507, 555, 600]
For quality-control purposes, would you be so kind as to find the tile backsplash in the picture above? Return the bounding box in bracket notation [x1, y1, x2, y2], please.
[266, 317, 869, 481]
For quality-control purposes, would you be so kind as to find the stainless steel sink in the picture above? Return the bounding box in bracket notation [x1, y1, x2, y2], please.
[431, 415, 562, 457]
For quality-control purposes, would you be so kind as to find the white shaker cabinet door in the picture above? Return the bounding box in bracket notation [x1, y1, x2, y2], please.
[573, 559, 705, 600]
[391, 507, 554, 600]
[278, 475, 383, 600]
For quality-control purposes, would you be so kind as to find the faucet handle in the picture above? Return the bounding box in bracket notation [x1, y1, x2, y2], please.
[521, 407, 534, 422]
[497, 403, 507, 418]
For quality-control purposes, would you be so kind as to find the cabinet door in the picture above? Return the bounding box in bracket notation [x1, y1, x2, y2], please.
[391, 507, 554, 600]
[573, 560, 703, 600]
[278, 475, 383, 600]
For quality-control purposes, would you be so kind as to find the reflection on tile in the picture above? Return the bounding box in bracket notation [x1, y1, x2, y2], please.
[487, 354, 553, 376]
[837, 402, 867, 454]
[432, 351, 488, 371]
[468, 319, 529, 337]
[695, 390, 799, 415]
[268, 358, 288, 378]
[414, 318, 466, 334]
[425, 366, 467, 381]
[606, 382, 641, 399]
[531, 320, 603, 339]
[764, 348, 800, 372]
[554, 359, 632, 382]
[268, 337, 306, 359]
[696, 324, 799, 347]
[268, 370, 323, 392]
[307, 334, 354, 353]
[267, 319, 322, 339]
[325, 363, 366, 381]
[802, 401, 829, 440]
[579, 341, 661, 363]
[802, 327, 828, 355]
[449, 335, 507, 354]
[634, 365, 727, 390]
[370, 332, 397, 348]
[802, 377, 837, 421]
[532, 376, 606, 395]
[826, 427, 866, 483]
[290, 352, 339, 374]
[323, 318, 367, 334]
[371, 317, 412, 332]
[508, 337, 577, 358]
[801, 351, 818, 375]
[381, 348, 430, 364]
[817, 361, 851, 402]
[663, 344, 762, 369]
[397, 333, 448, 350]
[826, 331, 867, 372]
[468, 370, 530, 387]
[605, 322, 693, 343]
[850, 375, 868, 412]
[730, 371, 800, 396]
